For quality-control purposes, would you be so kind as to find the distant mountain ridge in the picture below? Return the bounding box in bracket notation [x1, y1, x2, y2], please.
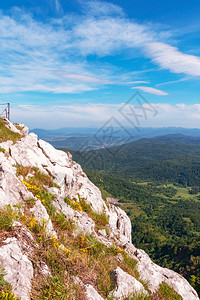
[31, 126, 200, 150]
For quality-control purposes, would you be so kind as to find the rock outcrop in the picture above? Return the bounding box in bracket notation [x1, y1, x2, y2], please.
[0, 118, 199, 300]
[109, 267, 148, 299]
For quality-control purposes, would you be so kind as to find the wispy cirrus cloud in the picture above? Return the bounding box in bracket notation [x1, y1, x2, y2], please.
[81, 0, 125, 17]
[131, 86, 168, 96]
[146, 42, 200, 76]
[0, 1, 200, 95]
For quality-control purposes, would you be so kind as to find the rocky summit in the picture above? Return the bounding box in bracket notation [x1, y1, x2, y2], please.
[0, 118, 199, 300]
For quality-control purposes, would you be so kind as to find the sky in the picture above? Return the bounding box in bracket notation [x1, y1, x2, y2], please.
[0, 0, 200, 128]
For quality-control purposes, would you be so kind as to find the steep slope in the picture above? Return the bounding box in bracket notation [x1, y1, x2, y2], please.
[0, 118, 198, 300]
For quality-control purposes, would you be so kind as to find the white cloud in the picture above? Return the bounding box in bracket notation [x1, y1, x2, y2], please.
[12, 102, 200, 129]
[131, 86, 168, 96]
[72, 17, 154, 56]
[146, 42, 200, 76]
[156, 77, 189, 87]
[82, 1, 125, 17]
[55, 0, 63, 13]
[0, 3, 200, 95]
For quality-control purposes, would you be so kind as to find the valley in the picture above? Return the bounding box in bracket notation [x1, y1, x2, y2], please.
[65, 134, 200, 296]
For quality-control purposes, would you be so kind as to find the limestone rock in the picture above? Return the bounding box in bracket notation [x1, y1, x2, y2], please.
[0, 237, 33, 300]
[74, 211, 96, 235]
[134, 248, 199, 300]
[18, 123, 29, 135]
[109, 266, 148, 300]
[108, 204, 132, 243]
[0, 155, 33, 207]
[4, 118, 21, 134]
[30, 200, 57, 237]
[85, 284, 104, 300]
[38, 139, 72, 168]
[74, 277, 104, 300]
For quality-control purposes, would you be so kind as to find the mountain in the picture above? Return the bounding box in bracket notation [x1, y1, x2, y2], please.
[70, 134, 200, 186]
[31, 126, 200, 150]
[0, 117, 198, 299]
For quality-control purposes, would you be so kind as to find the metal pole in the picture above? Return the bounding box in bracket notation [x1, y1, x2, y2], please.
[7, 103, 10, 120]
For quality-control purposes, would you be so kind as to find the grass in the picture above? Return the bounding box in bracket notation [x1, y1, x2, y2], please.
[0, 198, 182, 300]
[15, 165, 60, 190]
[13, 123, 24, 131]
[122, 203, 144, 218]
[0, 206, 13, 231]
[65, 196, 109, 227]
[158, 282, 182, 300]
[52, 211, 75, 233]
[0, 118, 22, 143]
[40, 191, 56, 216]
[158, 183, 199, 201]
[31, 223, 143, 299]
[0, 292, 19, 299]
[79, 197, 109, 227]
[0, 269, 20, 299]
[70, 235, 142, 298]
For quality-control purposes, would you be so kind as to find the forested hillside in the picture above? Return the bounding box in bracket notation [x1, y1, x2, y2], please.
[65, 135, 200, 296]
[84, 170, 200, 296]
[71, 134, 200, 186]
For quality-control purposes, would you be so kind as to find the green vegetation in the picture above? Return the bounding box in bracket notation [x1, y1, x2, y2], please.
[15, 165, 60, 190]
[68, 135, 200, 297]
[64, 196, 109, 228]
[52, 211, 75, 233]
[0, 292, 19, 300]
[79, 197, 109, 227]
[83, 169, 200, 296]
[0, 118, 22, 143]
[13, 123, 24, 131]
[71, 135, 200, 187]
[0, 269, 19, 299]
[0, 206, 13, 231]
[158, 282, 182, 300]
[31, 214, 145, 299]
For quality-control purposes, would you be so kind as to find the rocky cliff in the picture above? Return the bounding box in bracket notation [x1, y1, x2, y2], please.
[0, 118, 199, 300]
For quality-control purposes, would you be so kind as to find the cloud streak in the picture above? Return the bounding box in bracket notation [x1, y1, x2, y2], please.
[146, 42, 200, 76]
[131, 86, 168, 95]
[0, 1, 200, 95]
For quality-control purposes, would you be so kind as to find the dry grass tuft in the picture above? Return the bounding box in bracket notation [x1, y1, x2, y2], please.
[0, 118, 22, 143]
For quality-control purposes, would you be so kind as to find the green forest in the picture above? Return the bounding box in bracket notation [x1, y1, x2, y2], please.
[66, 134, 200, 296]
[84, 169, 200, 296]
[71, 134, 200, 186]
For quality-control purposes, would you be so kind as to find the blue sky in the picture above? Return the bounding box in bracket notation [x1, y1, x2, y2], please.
[0, 0, 200, 128]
